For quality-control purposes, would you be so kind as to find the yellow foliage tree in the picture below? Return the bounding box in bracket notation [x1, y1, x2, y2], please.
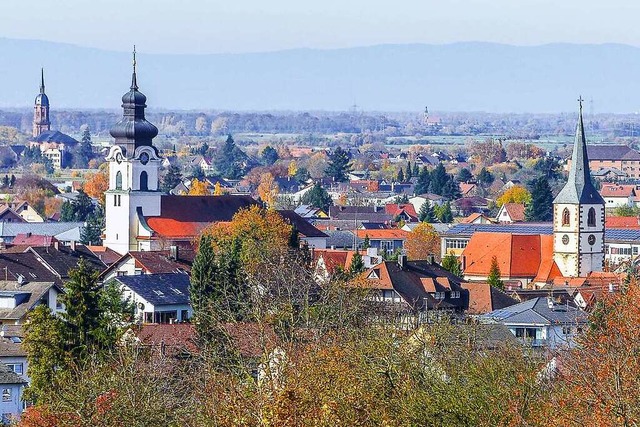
[404, 222, 441, 261]
[44, 197, 63, 219]
[189, 179, 210, 195]
[213, 182, 224, 196]
[83, 170, 109, 206]
[257, 172, 279, 208]
[288, 160, 298, 177]
[496, 185, 532, 207]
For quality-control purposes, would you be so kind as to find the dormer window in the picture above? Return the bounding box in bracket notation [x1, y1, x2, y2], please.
[562, 208, 570, 226]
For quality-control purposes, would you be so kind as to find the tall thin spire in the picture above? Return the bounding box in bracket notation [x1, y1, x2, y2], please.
[553, 96, 604, 205]
[40, 68, 45, 94]
[131, 45, 138, 90]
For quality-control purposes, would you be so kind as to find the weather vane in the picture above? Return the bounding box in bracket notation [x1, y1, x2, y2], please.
[133, 45, 137, 73]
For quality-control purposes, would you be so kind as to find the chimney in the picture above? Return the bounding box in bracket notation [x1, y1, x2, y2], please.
[169, 245, 178, 261]
[70, 240, 76, 252]
[398, 254, 407, 269]
[53, 241, 59, 251]
[427, 253, 436, 264]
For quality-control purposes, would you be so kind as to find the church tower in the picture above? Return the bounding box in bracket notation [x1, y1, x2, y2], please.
[103, 48, 163, 255]
[552, 98, 605, 277]
[33, 68, 51, 138]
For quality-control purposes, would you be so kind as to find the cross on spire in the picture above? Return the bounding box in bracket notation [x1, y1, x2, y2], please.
[578, 95, 584, 113]
[130, 45, 138, 90]
[133, 45, 137, 73]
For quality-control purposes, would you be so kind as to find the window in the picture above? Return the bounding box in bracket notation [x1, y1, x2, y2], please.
[140, 171, 148, 191]
[562, 208, 570, 226]
[451, 291, 461, 299]
[434, 292, 445, 300]
[562, 326, 572, 335]
[115, 171, 122, 190]
[588, 207, 596, 227]
[114, 194, 121, 207]
[5, 363, 22, 375]
[380, 240, 394, 253]
[2, 389, 11, 402]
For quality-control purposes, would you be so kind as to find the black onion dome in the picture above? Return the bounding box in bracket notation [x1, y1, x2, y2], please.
[109, 68, 158, 156]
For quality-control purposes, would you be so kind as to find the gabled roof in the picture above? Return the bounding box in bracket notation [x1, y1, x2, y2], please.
[384, 203, 418, 221]
[483, 297, 588, 325]
[0, 280, 59, 321]
[605, 216, 640, 229]
[463, 232, 553, 278]
[500, 203, 526, 222]
[11, 234, 57, 247]
[462, 282, 519, 315]
[585, 145, 640, 161]
[29, 245, 106, 280]
[145, 195, 259, 239]
[115, 273, 190, 306]
[599, 184, 636, 198]
[34, 130, 78, 145]
[277, 210, 328, 238]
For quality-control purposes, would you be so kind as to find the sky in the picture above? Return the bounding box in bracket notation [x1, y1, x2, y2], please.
[2, 0, 640, 54]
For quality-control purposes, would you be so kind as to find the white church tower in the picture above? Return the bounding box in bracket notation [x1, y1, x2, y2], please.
[552, 98, 605, 277]
[103, 49, 163, 255]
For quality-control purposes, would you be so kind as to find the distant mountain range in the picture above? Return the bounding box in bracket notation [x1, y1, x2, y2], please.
[1, 38, 639, 113]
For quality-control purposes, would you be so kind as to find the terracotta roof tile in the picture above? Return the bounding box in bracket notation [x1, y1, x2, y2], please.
[605, 216, 640, 229]
[503, 203, 526, 222]
[355, 229, 408, 240]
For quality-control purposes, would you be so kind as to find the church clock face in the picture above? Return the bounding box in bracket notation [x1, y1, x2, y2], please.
[562, 234, 569, 245]
[140, 152, 150, 165]
[588, 234, 596, 246]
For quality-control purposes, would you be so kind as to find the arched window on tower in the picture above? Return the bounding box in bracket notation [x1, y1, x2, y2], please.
[562, 208, 570, 226]
[588, 207, 596, 227]
[140, 171, 148, 191]
[115, 171, 122, 190]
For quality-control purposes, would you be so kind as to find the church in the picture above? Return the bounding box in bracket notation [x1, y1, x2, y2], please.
[103, 53, 260, 255]
[461, 100, 614, 288]
[31, 69, 79, 169]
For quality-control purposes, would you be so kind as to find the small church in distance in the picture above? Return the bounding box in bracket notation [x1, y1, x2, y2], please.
[103, 54, 258, 255]
[462, 100, 615, 288]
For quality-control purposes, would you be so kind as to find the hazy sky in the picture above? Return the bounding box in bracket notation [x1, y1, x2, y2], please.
[2, 0, 640, 54]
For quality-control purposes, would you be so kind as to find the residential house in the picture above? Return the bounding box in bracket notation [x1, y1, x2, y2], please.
[592, 167, 626, 182]
[0, 208, 24, 224]
[409, 194, 446, 216]
[0, 328, 28, 384]
[99, 247, 195, 282]
[294, 205, 328, 220]
[0, 364, 26, 424]
[459, 182, 477, 197]
[481, 297, 588, 349]
[453, 196, 490, 216]
[355, 229, 408, 254]
[0, 281, 63, 325]
[359, 257, 469, 322]
[496, 203, 526, 223]
[384, 203, 418, 223]
[600, 184, 635, 207]
[313, 248, 382, 282]
[0, 222, 85, 245]
[462, 282, 519, 315]
[0, 202, 44, 223]
[277, 210, 328, 249]
[114, 273, 192, 324]
[460, 213, 494, 224]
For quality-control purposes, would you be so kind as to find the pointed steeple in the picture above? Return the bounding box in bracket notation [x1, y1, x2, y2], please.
[131, 45, 138, 90]
[553, 97, 604, 205]
[40, 68, 45, 94]
[109, 46, 158, 157]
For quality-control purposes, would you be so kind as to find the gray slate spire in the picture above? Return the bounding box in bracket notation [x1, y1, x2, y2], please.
[553, 97, 604, 205]
[40, 68, 45, 94]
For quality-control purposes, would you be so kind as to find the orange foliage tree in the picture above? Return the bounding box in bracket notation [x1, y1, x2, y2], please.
[404, 222, 441, 261]
[83, 170, 109, 206]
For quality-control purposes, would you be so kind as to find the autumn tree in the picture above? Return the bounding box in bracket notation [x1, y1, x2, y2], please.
[257, 172, 279, 207]
[83, 169, 108, 206]
[469, 138, 506, 167]
[487, 256, 504, 290]
[405, 223, 441, 261]
[188, 178, 210, 195]
[496, 185, 532, 207]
